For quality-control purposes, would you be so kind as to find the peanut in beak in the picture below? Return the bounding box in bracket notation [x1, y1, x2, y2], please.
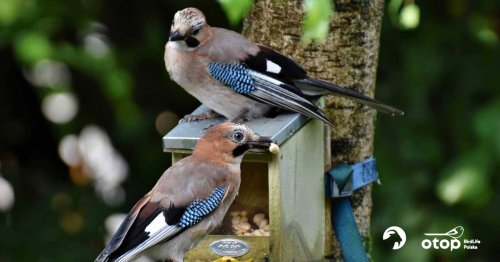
[269, 143, 280, 154]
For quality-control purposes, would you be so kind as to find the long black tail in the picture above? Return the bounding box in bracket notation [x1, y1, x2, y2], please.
[295, 78, 404, 116]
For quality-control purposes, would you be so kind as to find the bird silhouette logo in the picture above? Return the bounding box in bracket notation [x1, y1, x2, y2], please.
[383, 226, 407, 250]
[424, 226, 464, 239]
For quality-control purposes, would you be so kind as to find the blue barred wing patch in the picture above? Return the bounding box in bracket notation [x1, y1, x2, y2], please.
[177, 186, 226, 229]
[208, 63, 255, 94]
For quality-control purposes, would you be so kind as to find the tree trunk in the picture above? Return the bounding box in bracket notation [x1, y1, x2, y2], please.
[243, 0, 384, 260]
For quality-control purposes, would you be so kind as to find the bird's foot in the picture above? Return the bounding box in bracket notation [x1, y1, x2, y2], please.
[180, 110, 219, 123]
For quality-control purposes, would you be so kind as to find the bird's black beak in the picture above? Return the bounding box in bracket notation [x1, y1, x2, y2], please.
[247, 136, 274, 150]
[169, 31, 184, 41]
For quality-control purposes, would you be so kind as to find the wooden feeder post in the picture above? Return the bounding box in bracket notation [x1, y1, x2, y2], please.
[163, 106, 329, 261]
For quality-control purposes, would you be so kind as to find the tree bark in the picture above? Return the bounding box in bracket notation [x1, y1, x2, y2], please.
[243, 0, 384, 260]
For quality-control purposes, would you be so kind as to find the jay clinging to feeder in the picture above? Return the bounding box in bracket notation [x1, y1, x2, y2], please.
[164, 7, 404, 126]
[95, 123, 275, 262]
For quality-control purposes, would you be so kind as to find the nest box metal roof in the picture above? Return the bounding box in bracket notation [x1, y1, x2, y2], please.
[163, 105, 311, 152]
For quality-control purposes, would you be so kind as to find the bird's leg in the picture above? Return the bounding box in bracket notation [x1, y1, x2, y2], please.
[180, 109, 220, 123]
[228, 109, 251, 123]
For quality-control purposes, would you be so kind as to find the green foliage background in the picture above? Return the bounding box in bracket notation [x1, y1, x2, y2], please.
[0, 0, 498, 261]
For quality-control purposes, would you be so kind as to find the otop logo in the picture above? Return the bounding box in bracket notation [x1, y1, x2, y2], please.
[421, 226, 464, 251]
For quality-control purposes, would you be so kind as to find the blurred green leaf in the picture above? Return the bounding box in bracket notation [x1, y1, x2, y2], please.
[219, 0, 253, 25]
[400, 4, 420, 29]
[437, 150, 492, 206]
[474, 99, 500, 157]
[388, 0, 403, 28]
[105, 69, 131, 100]
[14, 31, 53, 65]
[0, 0, 18, 25]
[469, 14, 498, 46]
[388, 0, 420, 30]
[302, 0, 333, 43]
[0, 0, 37, 30]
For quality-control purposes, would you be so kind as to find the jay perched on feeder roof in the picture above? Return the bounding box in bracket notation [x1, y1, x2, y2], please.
[164, 7, 403, 126]
[95, 123, 273, 262]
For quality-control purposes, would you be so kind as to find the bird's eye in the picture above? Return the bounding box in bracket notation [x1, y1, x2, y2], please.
[232, 131, 245, 142]
[192, 28, 200, 35]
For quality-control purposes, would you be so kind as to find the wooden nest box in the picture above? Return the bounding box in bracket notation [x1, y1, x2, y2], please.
[163, 106, 327, 262]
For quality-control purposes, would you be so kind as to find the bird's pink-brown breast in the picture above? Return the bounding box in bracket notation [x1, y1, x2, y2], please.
[164, 44, 208, 84]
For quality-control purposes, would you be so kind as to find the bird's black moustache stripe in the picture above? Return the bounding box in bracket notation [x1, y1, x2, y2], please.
[232, 144, 250, 157]
[185, 37, 200, 47]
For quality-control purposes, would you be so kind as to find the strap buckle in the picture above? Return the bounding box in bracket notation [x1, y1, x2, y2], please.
[325, 157, 380, 198]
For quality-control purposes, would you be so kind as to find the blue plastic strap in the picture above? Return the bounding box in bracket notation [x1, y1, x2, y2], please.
[326, 157, 379, 262]
[332, 200, 369, 262]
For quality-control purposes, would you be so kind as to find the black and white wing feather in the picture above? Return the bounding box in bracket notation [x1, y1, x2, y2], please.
[95, 186, 226, 262]
[214, 44, 403, 117]
[208, 62, 333, 125]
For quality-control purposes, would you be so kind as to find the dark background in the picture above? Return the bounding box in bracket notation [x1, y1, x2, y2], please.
[0, 0, 498, 261]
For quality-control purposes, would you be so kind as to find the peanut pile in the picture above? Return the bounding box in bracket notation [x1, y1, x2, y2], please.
[230, 211, 270, 236]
